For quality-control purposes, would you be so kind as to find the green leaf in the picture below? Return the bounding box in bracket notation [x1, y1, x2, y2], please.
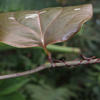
[0, 92, 25, 100]
[0, 78, 29, 96]
[25, 84, 76, 100]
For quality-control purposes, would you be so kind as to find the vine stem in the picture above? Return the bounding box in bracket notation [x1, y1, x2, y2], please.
[0, 58, 100, 80]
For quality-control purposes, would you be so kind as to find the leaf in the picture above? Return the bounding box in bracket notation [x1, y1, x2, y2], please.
[0, 78, 29, 96]
[0, 92, 25, 100]
[25, 84, 76, 100]
[0, 4, 93, 48]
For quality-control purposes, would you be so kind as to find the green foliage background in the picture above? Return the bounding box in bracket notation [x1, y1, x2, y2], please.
[0, 0, 100, 100]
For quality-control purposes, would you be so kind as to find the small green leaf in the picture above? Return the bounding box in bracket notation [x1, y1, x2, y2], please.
[0, 78, 29, 96]
[0, 92, 25, 100]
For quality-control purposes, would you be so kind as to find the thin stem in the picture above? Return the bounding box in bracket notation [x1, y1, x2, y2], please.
[0, 58, 100, 80]
[0, 43, 80, 54]
[43, 46, 54, 66]
[47, 45, 81, 53]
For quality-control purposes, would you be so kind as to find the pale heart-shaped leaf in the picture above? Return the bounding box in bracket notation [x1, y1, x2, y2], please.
[0, 4, 93, 48]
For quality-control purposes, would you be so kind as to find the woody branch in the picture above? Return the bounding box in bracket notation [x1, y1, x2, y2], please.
[0, 58, 100, 80]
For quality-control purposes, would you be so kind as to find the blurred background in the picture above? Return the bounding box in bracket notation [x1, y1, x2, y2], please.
[0, 0, 100, 100]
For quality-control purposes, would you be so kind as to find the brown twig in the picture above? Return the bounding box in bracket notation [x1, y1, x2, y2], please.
[0, 58, 100, 80]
